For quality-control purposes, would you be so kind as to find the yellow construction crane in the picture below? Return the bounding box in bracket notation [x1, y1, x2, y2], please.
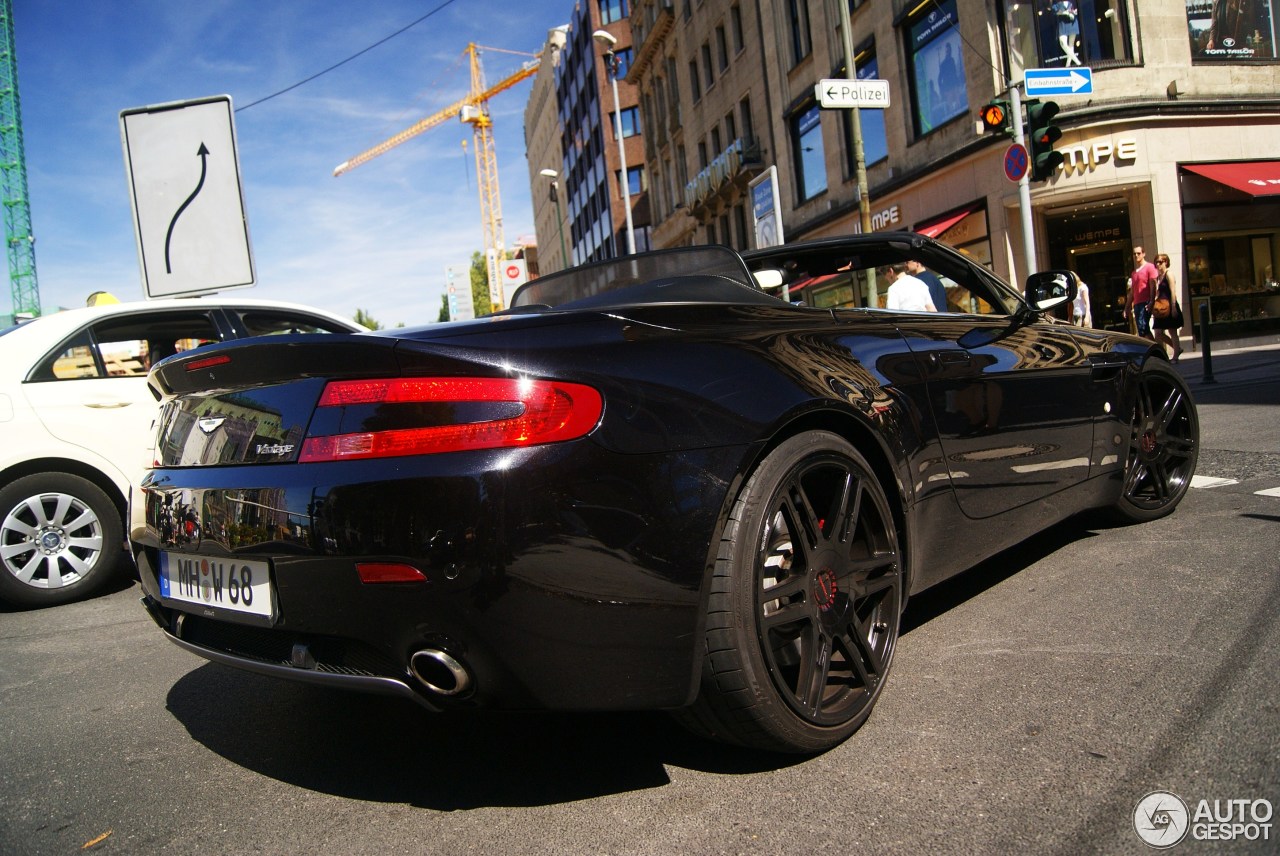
[334, 43, 538, 310]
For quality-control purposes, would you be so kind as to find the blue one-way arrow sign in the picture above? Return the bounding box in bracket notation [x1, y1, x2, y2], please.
[1024, 67, 1093, 96]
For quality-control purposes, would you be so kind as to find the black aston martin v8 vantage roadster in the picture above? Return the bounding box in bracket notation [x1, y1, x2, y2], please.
[131, 234, 1198, 753]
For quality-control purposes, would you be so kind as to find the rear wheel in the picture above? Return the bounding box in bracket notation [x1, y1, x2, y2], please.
[0, 473, 123, 607]
[678, 431, 902, 753]
[1112, 360, 1198, 523]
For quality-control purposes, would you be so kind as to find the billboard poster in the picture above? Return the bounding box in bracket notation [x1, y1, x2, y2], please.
[1186, 0, 1277, 60]
[910, 0, 966, 134]
[750, 166, 784, 250]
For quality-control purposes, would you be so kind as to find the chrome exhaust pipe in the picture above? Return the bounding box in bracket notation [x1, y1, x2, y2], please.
[410, 649, 472, 696]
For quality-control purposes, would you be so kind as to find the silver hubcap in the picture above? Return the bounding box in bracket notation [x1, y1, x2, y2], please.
[1, 492, 105, 589]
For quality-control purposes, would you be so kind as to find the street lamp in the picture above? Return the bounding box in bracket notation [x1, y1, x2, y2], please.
[539, 168, 569, 270]
[592, 29, 636, 256]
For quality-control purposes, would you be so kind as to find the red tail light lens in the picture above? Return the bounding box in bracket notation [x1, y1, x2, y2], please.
[299, 377, 603, 462]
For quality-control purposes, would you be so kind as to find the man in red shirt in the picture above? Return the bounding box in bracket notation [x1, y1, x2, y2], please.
[1126, 246, 1158, 339]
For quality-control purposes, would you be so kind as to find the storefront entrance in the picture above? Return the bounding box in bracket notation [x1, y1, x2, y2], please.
[1069, 242, 1131, 332]
[1045, 206, 1132, 332]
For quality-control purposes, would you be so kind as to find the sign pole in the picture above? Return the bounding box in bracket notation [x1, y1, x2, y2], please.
[1009, 84, 1038, 281]
[830, 0, 876, 304]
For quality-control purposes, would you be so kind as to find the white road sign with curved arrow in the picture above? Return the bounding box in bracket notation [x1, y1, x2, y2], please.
[120, 95, 255, 299]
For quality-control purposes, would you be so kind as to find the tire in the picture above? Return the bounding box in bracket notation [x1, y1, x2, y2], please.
[677, 431, 903, 753]
[1112, 359, 1199, 523]
[0, 473, 124, 608]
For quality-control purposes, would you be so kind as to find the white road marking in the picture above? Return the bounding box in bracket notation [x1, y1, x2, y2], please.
[1255, 487, 1280, 498]
[1191, 475, 1239, 489]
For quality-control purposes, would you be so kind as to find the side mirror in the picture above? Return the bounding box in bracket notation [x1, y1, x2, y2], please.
[1024, 270, 1078, 312]
[752, 268, 785, 291]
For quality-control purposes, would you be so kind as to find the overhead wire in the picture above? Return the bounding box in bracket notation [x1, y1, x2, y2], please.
[235, 0, 462, 112]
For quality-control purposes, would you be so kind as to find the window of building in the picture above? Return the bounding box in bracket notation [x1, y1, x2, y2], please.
[614, 47, 633, 79]
[1185, 0, 1276, 61]
[697, 140, 709, 170]
[787, 0, 813, 65]
[701, 43, 715, 88]
[610, 106, 641, 138]
[906, 0, 966, 137]
[617, 165, 646, 195]
[740, 95, 755, 144]
[711, 126, 722, 155]
[731, 4, 744, 53]
[600, 0, 629, 25]
[1002, 0, 1134, 75]
[843, 50, 888, 169]
[791, 102, 827, 201]
[666, 57, 682, 128]
[724, 109, 737, 143]
[734, 203, 749, 249]
[716, 25, 729, 71]
[689, 59, 702, 101]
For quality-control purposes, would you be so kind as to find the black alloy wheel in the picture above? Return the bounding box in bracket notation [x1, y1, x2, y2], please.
[678, 431, 902, 753]
[1114, 359, 1199, 523]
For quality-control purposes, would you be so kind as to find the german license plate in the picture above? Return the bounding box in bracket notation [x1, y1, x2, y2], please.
[158, 551, 274, 620]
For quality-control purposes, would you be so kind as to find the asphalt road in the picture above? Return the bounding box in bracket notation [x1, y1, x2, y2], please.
[1, 348, 1277, 855]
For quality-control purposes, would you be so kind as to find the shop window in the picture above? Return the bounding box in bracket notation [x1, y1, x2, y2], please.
[1187, 0, 1278, 61]
[843, 49, 888, 169]
[791, 102, 827, 201]
[1002, 1, 1133, 77]
[905, 0, 967, 137]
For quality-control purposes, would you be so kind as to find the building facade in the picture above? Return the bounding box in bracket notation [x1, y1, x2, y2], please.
[621, 0, 1279, 339]
[526, 0, 651, 273]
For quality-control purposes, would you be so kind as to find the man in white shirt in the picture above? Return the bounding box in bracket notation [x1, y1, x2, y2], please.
[879, 263, 938, 311]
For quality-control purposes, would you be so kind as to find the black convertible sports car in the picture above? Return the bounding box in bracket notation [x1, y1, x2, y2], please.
[131, 234, 1198, 753]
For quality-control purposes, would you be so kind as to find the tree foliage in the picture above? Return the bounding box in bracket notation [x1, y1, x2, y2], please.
[353, 308, 383, 330]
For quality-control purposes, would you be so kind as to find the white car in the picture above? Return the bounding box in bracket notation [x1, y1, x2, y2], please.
[0, 297, 364, 607]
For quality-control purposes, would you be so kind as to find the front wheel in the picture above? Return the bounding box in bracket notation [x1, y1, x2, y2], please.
[1112, 359, 1199, 523]
[0, 473, 124, 607]
[677, 431, 902, 753]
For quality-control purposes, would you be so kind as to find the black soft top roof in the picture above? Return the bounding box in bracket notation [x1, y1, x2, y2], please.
[509, 245, 781, 311]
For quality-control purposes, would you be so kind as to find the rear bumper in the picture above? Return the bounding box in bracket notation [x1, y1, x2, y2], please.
[132, 441, 749, 711]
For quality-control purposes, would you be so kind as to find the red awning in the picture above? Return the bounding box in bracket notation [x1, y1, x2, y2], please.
[915, 203, 982, 239]
[788, 273, 840, 295]
[1182, 161, 1280, 197]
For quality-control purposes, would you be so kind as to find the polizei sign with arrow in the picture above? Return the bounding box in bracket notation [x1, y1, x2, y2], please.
[120, 95, 255, 298]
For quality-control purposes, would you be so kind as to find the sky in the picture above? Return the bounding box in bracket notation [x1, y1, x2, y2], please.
[11, 0, 574, 327]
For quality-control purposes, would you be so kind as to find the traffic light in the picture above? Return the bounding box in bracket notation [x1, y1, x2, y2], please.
[1026, 100, 1064, 181]
[980, 100, 1011, 135]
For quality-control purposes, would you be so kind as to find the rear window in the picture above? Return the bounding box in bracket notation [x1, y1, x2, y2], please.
[235, 309, 355, 336]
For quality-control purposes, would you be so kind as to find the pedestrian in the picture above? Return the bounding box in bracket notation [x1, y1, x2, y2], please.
[1125, 246, 1158, 340]
[1151, 253, 1184, 362]
[906, 259, 949, 313]
[879, 263, 937, 312]
[1071, 273, 1092, 327]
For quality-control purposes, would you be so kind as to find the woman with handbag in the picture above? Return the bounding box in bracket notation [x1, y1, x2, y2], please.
[1151, 253, 1184, 362]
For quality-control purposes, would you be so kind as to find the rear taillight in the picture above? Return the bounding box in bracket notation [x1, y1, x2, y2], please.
[298, 377, 603, 462]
